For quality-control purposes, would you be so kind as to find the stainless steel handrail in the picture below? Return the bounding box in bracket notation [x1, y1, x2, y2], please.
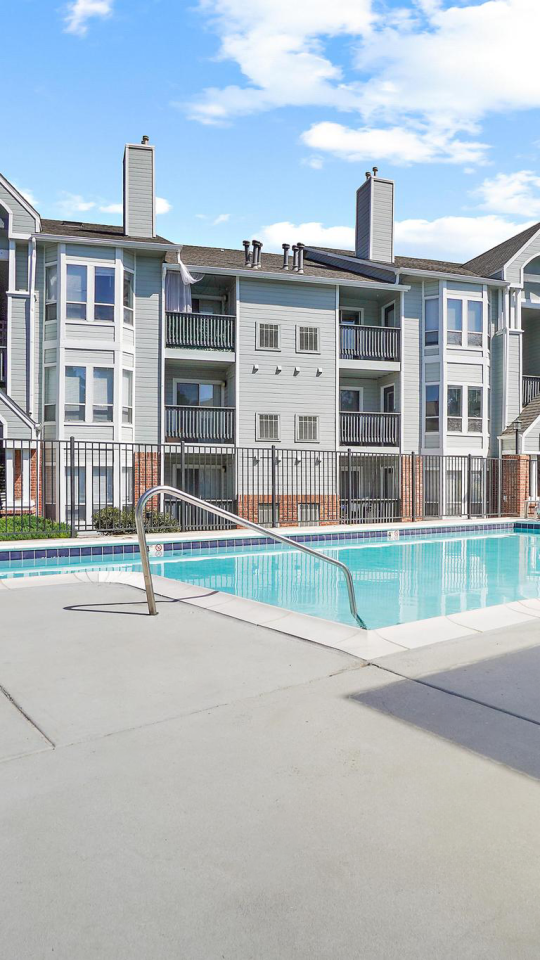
[135, 484, 366, 628]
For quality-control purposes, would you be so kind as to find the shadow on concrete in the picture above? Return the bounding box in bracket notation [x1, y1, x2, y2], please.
[350, 645, 540, 780]
[63, 592, 219, 616]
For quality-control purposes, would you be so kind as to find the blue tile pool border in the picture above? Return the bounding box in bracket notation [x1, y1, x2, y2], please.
[0, 519, 537, 567]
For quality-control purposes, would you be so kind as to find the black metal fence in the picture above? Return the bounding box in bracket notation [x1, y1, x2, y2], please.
[0, 438, 525, 540]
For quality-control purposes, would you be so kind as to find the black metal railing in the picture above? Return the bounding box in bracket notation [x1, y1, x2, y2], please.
[165, 405, 235, 443]
[0, 439, 525, 538]
[523, 375, 540, 407]
[340, 412, 400, 447]
[340, 324, 400, 362]
[166, 312, 235, 351]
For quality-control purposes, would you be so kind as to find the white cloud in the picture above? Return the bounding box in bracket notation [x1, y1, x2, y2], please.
[184, 0, 373, 124]
[259, 214, 535, 263]
[64, 0, 113, 36]
[15, 185, 40, 209]
[302, 156, 325, 170]
[302, 121, 488, 166]
[156, 197, 172, 215]
[57, 193, 96, 215]
[100, 202, 123, 214]
[212, 213, 230, 225]
[475, 170, 540, 217]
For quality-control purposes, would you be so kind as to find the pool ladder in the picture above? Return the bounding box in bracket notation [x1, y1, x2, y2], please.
[135, 485, 366, 629]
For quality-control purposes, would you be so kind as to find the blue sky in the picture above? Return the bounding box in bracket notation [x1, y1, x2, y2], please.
[4, 0, 540, 261]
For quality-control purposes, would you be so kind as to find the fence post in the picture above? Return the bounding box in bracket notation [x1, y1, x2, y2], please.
[347, 448, 352, 523]
[69, 436, 76, 538]
[498, 457, 502, 517]
[271, 444, 278, 528]
[180, 440, 186, 531]
[467, 453, 472, 519]
[411, 452, 416, 523]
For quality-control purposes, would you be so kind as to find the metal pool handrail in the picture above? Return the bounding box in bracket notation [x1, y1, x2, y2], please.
[135, 485, 366, 628]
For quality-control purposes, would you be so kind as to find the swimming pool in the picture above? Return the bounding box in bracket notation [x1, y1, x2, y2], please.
[2, 526, 540, 629]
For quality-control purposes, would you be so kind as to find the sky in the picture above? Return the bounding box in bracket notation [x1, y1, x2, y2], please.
[4, 0, 540, 263]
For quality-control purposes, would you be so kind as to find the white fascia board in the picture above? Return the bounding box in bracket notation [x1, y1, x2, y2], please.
[398, 267, 508, 287]
[0, 390, 39, 434]
[0, 173, 41, 230]
[182, 263, 411, 291]
[504, 224, 540, 279]
[35, 234, 179, 253]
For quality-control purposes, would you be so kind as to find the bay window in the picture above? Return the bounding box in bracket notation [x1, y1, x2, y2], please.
[65, 366, 86, 421]
[93, 368, 114, 422]
[66, 265, 87, 320]
[447, 299, 463, 346]
[94, 267, 115, 321]
[467, 301, 483, 346]
[447, 386, 463, 432]
[65, 263, 116, 322]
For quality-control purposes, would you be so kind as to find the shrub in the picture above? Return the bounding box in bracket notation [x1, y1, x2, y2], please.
[92, 507, 180, 535]
[0, 515, 72, 541]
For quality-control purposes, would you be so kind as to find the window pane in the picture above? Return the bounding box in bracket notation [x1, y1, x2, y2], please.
[66, 265, 87, 303]
[199, 383, 220, 407]
[258, 323, 279, 350]
[93, 368, 113, 405]
[384, 303, 395, 326]
[122, 369, 133, 406]
[468, 301, 482, 333]
[95, 267, 115, 304]
[46, 265, 57, 302]
[425, 299, 439, 345]
[468, 387, 482, 419]
[447, 386, 462, 417]
[447, 299, 463, 331]
[297, 416, 319, 441]
[426, 384, 439, 415]
[340, 389, 360, 412]
[298, 326, 319, 352]
[383, 386, 395, 413]
[340, 309, 361, 325]
[65, 366, 86, 403]
[258, 414, 279, 440]
[176, 382, 198, 406]
[123, 271, 134, 308]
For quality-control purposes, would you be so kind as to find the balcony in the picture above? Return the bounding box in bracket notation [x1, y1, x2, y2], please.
[165, 405, 235, 443]
[166, 312, 235, 352]
[523, 375, 540, 407]
[340, 324, 400, 362]
[340, 412, 400, 447]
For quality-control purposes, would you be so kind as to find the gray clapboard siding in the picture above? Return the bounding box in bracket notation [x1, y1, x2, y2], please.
[122, 351, 134, 368]
[124, 144, 155, 238]
[371, 178, 394, 263]
[339, 290, 385, 325]
[238, 278, 336, 448]
[446, 435, 483, 450]
[15, 243, 28, 290]
[66, 323, 115, 342]
[123, 326, 135, 346]
[164, 361, 232, 405]
[44, 323, 57, 340]
[489, 288, 500, 334]
[64, 349, 115, 366]
[424, 279, 439, 297]
[446, 281, 483, 295]
[9, 295, 28, 409]
[489, 333, 504, 455]
[0, 395, 32, 437]
[355, 181, 371, 259]
[65, 244, 115, 260]
[0, 182, 36, 233]
[124, 250, 135, 270]
[424, 434, 439, 448]
[134, 254, 162, 441]
[447, 363, 483, 385]
[44, 349, 57, 364]
[506, 231, 540, 283]
[425, 362, 440, 382]
[524, 418, 540, 452]
[44, 244, 57, 263]
[67, 425, 114, 440]
[402, 280, 422, 452]
[506, 332, 521, 423]
[522, 315, 540, 375]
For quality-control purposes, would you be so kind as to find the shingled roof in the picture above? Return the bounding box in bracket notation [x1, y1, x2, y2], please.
[40, 219, 174, 245]
[463, 222, 540, 278]
[500, 394, 540, 439]
[312, 246, 484, 277]
[171, 244, 389, 282]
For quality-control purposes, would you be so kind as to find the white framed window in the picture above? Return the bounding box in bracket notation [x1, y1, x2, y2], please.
[45, 265, 57, 321]
[382, 301, 396, 327]
[424, 298, 439, 346]
[66, 264, 88, 320]
[340, 388, 362, 412]
[123, 269, 134, 325]
[447, 385, 463, 432]
[298, 502, 320, 526]
[339, 307, 363, 325]
[445, 296, 484, 348]
[296, 325, 320, 354]
[173, 380, 223, 407]
[44, 366, 56, 421]
[296, 415, 319, 442]
[256, 322, 280, 351]
[256, 413, 280, 441]
[65, 365, 86, 421]
[382, 384, 395, 413]
[467, 301, 483, 347]
[122, 369, 133, 424]
[65, 262, 116, 323]
[447, 299, 463, 346]
[425, 384, 440, 433]
[468, 386, 482, 432]
[93, 368, 114, 422]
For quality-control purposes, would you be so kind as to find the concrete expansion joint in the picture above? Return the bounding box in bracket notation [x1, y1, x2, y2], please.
[0, 682, 55, 749]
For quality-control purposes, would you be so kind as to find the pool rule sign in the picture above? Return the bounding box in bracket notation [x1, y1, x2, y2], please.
[148, 543, 164, 558]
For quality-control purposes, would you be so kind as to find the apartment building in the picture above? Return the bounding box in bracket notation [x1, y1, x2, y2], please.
[0, 139, 539, 524]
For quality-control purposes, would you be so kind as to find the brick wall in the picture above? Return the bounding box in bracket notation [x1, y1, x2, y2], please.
[502, 454, 529, 517]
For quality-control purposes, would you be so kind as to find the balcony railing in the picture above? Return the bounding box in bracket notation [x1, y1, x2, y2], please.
[523, 375, 540, 407]
[0, 346, 6, 388]
[340, 412, 400, 447]
[340, 324, 400, 362]
[165, 405, 235, 443]
[166, 312, 235, 351]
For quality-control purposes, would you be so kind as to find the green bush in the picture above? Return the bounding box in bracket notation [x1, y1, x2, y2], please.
[92, 506, 180, 535]
[0, 515, 72, 541]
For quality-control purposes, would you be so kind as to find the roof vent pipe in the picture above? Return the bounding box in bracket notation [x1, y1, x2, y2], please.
[242, 240, 252, 267]
[297, 243, 305, 274]
[372, 166, 378, 177]
[141, 134, 150, 145]
[292, 244, 299, 272]
[282, 243, 290, 270]
[365, 171, 371, 180]
[252, 239, 262, 268]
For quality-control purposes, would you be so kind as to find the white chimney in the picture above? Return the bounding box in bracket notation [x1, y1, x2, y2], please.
[123, 136, 155, 238]
[355, 168, 394, 263]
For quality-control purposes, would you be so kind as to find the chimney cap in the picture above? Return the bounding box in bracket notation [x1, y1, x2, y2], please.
[365, 171, 371, 180]
[141, 134, 150, 145]
[372, 166, 378, 177]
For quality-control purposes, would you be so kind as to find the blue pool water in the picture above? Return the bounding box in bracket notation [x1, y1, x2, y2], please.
[2, 530, 540, 629]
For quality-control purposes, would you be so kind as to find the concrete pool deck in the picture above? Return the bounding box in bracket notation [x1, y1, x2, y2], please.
[2, 580, 540, 957]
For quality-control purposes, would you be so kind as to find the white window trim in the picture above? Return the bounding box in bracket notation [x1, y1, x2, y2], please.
[446, 383, 464, 433]
[445, 382, 484, 435]
[445, 294, 485, 350]
[339, 386, 363, 412]
[424, 295, 440, 348]
[339, 307, 364, 325]
[256, 413, 281, 442]
[255, 321, 281, 351]
[64, 363, 115, 426]
[295, 324, 320, 355]
[295, 414, 320, 443]
[122, 368, 134, 425]
[64, 259, 116, 325]
[43, 363, 57, 422]
[425, 383, 440, 435]
[171, 377, 225, 407]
